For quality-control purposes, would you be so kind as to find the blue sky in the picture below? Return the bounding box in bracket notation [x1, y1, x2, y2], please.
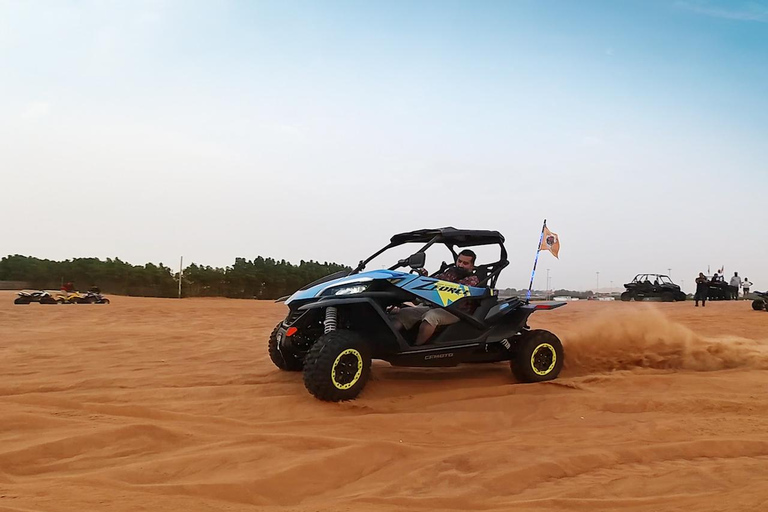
[1, 0, 767, 292]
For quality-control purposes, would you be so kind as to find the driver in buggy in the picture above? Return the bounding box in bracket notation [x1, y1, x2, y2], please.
[391, 249, 480, 345]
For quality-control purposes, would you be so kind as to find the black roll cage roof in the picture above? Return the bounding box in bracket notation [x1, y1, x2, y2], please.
[352, 227, 509, 289]
[632, 273, 673, 282]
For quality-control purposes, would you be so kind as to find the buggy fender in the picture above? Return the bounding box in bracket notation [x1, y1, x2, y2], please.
[298, 297, 410, 352]
[520, 301, 567, 312]
[486, 301, 566, 339]
[297, 296, 393, 312]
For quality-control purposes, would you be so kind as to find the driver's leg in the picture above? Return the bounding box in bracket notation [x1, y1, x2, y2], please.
[395, 306, 430, 332]
[415, 321, 437, 346]
[415, 309, 459, 345]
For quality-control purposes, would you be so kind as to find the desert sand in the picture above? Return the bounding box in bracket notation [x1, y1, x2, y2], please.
[2, 290, 768, 511]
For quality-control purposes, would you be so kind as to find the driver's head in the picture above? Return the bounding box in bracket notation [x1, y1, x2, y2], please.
[456, 250, 476, 272]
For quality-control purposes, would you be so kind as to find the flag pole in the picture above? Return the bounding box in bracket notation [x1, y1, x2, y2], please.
[526, 219, 547, 303]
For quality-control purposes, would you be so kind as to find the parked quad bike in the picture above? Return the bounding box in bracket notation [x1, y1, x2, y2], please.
[14, 290, 58, 305]
[752, 291, 768, 311]
[58, 290, 110, 304]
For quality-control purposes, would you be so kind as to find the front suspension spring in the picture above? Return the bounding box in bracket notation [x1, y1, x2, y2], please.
[324, 306, 338, 334]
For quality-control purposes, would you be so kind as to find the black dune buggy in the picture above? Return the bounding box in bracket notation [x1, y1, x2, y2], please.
[268, 228, 566, 402]
[752, 291, 768, 311]
[620, 274, 686, 302]
[706, 277, 737, 301]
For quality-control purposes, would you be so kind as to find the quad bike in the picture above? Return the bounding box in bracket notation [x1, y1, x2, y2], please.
[57, 290, 110, 304]
[752, 291, 768, 311]
[267, 227, 566, 402]
[14, 290, 58, 305]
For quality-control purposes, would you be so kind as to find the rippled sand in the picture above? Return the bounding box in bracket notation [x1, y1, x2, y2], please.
[2, 291, 767, 511]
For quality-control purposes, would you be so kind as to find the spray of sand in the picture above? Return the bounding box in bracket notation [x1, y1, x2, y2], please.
[562, 307, 768, 376]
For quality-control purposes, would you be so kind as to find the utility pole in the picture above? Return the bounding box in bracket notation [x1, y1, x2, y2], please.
[178, 256, 183, 299]
[668, 268, 672, 277]
[546, 268, 550, 299]
[596, 271, 600, 296]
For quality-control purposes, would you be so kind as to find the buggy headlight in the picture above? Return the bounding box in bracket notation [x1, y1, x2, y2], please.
[332, 284, 369, 295]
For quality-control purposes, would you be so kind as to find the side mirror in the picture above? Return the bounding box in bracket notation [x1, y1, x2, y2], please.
[407, 252, 426, 269]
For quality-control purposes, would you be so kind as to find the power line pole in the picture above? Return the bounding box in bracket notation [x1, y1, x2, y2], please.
[596, 271, 600, 296]
[546, 268, 550, 299]
[178, 256, 183, 299]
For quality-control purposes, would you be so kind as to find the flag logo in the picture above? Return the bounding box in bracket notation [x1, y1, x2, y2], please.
[539, 226, 560, 258]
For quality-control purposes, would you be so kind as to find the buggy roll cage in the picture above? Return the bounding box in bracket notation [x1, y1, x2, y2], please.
[351, 227, 509, 289]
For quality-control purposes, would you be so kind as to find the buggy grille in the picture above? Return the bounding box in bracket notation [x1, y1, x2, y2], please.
[284, 309, 304, 325]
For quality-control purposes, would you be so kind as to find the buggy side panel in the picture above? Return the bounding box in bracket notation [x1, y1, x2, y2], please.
[398, 276, 490, 308]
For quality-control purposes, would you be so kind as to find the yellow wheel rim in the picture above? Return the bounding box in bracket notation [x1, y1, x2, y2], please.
[331, 349, 363, 390]
[531, 343, 557, 376]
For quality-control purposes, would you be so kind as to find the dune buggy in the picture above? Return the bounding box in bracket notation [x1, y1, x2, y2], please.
[268, 227, 566, 402]
[620, 274, 686, 302]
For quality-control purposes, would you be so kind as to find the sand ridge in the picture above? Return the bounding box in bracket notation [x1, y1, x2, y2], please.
[1, 290, 768, 511]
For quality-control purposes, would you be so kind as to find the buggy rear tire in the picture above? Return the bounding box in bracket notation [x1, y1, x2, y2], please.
[512, 330, 564, 383]
[753, 299, 765, 311]
[14, 297, 30, 305]
[303, 330, 371, 402]
[268, 323, 304, 371]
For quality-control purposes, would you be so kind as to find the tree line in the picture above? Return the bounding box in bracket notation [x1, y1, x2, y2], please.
[0, 255, 350, 299]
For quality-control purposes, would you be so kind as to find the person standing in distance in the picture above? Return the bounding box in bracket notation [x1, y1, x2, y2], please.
[694, 273, 710, 307]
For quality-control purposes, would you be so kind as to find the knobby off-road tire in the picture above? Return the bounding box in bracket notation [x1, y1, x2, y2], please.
[753, 299, 766, 311]
[512, 329, 565, 383]
[303, 330, 371, 402]
[268, 323, 304, 372]
[14, 297, 30, 305]
[620, 292, 631, 302]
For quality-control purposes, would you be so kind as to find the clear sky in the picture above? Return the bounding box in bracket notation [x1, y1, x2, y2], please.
[1, 0, 766, 292]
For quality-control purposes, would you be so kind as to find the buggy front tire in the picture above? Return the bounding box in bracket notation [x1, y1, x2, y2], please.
[303, 330, 371, 402]
[512, 330, 564, 383]
[14, 298, 29, 305]
[268, 323, 304, 372]
[620, 292, 631, 302]
[752, 299, 765, 311]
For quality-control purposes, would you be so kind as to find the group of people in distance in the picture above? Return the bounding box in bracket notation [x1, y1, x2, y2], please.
[694, 271, 753, 307]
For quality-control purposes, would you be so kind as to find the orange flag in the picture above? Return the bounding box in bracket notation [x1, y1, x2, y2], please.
[539, 225, 560, 258]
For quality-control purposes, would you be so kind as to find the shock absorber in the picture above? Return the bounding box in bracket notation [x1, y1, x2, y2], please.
[324, 306, 338, 334]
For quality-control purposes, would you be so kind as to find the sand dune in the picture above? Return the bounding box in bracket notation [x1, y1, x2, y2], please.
[1, 290, 767, 511]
